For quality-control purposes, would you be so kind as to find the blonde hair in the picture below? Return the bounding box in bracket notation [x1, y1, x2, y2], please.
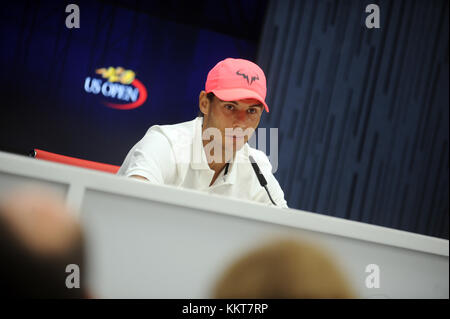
[213, 239, 356, 299]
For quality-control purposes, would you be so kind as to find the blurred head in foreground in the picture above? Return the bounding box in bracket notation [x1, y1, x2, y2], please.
[0, 188, 87, 298]
[213, 239, 356, 299]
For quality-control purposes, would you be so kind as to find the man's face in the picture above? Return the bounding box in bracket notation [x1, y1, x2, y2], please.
[199, 91, 263, 160]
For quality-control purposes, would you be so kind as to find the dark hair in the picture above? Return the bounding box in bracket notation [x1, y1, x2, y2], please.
[198, 92, 215, 117]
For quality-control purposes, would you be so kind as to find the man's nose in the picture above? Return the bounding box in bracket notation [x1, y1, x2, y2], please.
[233, 110, 247, 125]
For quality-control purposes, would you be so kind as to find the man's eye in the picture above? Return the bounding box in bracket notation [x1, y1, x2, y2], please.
[225, 105, 234, 111]
[247, 108, 257, 114]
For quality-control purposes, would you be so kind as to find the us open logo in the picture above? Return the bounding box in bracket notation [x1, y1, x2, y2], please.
[84, 66, 148, 110]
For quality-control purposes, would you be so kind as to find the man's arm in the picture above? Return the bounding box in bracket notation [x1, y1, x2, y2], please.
[117, 129, 177, 184]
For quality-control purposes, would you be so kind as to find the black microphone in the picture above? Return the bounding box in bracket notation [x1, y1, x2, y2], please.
[249, 155, 277, 206]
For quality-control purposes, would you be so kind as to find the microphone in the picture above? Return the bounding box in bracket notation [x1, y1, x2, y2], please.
[249, 155, 277, 206]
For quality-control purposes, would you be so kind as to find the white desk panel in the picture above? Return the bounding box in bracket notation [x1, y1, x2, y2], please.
[81, 189, 448, 298]
[0, 170, 69, 201]
[0, 151, 448, 298]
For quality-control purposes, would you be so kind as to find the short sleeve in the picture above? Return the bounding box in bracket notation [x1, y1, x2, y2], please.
[117, 129, 177, 185]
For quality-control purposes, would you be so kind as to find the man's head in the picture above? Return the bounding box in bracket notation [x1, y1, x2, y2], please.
[198, 58, 269, 159]
[213, 239, 356, 299]
[0, 188, 87, 298]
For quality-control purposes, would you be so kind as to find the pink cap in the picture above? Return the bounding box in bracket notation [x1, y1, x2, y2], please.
[205, 58, 269, 112]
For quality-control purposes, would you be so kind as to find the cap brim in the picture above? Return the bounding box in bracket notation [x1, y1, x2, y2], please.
[210, 88, 269, 113]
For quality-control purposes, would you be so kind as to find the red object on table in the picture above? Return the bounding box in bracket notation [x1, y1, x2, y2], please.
[32, 148, 120, 174]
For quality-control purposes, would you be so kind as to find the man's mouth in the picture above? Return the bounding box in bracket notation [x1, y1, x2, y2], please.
[226, 135, 245, 140]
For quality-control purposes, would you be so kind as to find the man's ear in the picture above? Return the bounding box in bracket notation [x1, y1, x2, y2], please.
[199, 90, 210, 116]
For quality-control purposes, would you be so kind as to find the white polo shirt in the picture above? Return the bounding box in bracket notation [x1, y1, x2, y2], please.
[117, 117, 288, 208]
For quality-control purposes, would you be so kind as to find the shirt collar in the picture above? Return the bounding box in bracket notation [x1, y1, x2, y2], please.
[191, 117, 210, 170]
[223, 142, 249, 185]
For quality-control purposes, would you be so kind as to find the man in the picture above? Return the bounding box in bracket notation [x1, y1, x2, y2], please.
[0, 188, 88, 298]
[118, 58, 287, 208]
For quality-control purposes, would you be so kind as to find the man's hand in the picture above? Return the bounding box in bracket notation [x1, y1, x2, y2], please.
[130, 175, 148, 181]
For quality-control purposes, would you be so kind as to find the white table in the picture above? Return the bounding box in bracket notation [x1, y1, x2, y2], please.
[0, 151, 448, 298]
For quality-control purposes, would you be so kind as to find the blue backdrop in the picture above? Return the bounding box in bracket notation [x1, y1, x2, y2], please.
[257, 0, 448, 239]
[0, 0, 265, 165]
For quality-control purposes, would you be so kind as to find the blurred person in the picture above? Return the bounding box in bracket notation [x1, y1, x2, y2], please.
[0, 188, 88, 298]
[213, 239, 356, 299]
[118, 58, 288, 207]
